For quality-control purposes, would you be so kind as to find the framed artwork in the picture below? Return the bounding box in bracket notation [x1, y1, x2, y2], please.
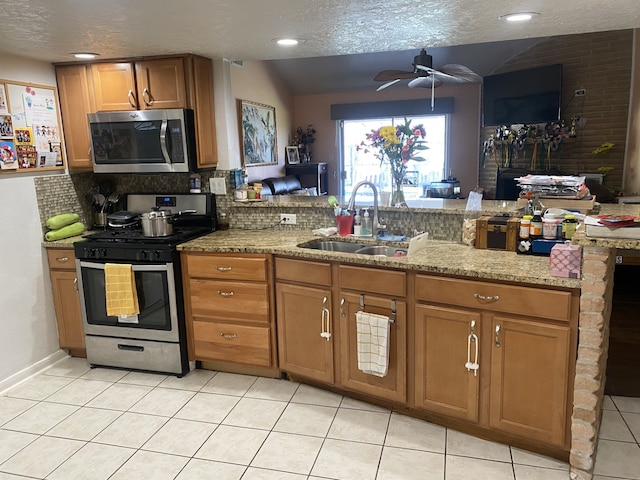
[286, 145, 300, 165]
[239, 99, 277, 166]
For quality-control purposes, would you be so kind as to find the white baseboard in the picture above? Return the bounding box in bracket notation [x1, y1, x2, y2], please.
[0, 349, 69, 396]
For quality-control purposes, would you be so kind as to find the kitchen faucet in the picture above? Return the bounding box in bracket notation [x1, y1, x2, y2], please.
[346, 181, 386, 237]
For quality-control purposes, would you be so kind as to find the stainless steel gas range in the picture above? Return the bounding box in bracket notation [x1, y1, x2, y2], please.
[73, 193, 216, 376]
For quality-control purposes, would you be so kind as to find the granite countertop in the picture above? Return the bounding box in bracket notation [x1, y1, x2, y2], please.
[178, 229, 581, 289]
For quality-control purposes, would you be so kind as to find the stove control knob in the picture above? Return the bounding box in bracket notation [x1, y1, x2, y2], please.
[151, 250, 162, 261]
[136, 250, 149, 261]
[99, 248, 107, 259]
[86, 248, 97, 258]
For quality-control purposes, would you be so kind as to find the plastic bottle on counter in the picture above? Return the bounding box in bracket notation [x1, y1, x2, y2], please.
[519, 215, 532, 239]
[353, 209, 362, 236]
[562, 215, 578, 240]
[529, 210, 543, 239]
[361, 208, 372, 236]
[189, 173, 201, 193]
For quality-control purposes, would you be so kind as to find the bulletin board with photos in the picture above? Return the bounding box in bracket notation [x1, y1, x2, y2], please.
[0, 79, 65, 173]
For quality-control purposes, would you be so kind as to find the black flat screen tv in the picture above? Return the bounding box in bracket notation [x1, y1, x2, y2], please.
[482, 64, 563, 127]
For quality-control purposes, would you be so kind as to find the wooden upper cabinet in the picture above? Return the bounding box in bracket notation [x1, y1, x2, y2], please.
[91, 58, 188, 111]
[90, 63, 137, 111]
[135, 58, 187, 109]
[55, 65, 94, 170]
[190, 55, 217, 169]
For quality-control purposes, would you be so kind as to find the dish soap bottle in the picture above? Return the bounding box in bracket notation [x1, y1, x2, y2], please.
[361, 208, 372, 236]
[353, 209, 362, 236]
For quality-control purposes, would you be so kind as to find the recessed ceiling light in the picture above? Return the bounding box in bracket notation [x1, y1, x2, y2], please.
[72, 52, 99, 59]
[499, 12, 539, 22]
[276, 38, 299, 47]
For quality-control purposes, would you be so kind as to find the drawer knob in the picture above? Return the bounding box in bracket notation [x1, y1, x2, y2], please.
[56, 256, 70, 263]
[217, 290, 235, 297]
[474, 293, 499, 302]
[219, 332, 237, 340]
[215, 266, 232, 272]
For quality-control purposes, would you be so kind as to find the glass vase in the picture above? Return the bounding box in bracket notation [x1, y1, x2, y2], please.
[390, 176, 405, 206]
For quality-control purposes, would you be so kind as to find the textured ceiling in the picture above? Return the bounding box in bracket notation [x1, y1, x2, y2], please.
[1, 0, 639, 94]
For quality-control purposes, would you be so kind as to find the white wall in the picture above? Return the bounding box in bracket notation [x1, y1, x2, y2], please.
[0, 53, 62, 386]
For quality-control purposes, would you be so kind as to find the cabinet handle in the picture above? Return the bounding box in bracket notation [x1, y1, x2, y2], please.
[465, 319, 479, 375]
[55, 256, 70, 263]
[217, 290, 234, 297]
[340, 298, 345, 318]
[474, 293, 500, 302]
[320, 296, 331, 341]
[219, 332, 237, 340]
[142, 88, 154, 106]
[74, 277, 78, 291]
[495, 323, 501, 347]
[215, 266, 232, 272]
[127, 89, 137, 108]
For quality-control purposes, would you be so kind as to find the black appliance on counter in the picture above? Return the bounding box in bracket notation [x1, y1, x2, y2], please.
[74, 193, 216, 376]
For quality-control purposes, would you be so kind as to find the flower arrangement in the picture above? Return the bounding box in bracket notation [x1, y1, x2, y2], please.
[292, 124, 316, 155]
[357, 118, 428, 204]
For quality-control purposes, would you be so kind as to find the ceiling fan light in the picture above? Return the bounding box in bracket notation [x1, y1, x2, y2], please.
[500, 12, 539, 22]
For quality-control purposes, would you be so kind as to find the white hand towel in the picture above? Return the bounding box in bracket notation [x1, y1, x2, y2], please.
[355, 311, 390, 377]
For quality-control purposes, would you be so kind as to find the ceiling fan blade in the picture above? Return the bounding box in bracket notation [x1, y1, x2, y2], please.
[376, 79, 402, 91]
[414, 64, 459, 81]
[408, 76, 443, 89]
[373, 70, 419, 82]
[439, 64, 482, 83]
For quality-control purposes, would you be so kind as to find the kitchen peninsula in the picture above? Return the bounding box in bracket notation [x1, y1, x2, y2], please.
[44, 197, 635, 480]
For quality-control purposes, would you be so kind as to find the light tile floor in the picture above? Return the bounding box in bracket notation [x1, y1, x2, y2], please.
[0, 356, 638, 479]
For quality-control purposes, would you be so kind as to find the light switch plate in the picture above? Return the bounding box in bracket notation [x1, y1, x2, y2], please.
[209, 177, 227, 195]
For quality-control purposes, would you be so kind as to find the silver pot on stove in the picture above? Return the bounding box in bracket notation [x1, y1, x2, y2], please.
[140, 208, 197, 237]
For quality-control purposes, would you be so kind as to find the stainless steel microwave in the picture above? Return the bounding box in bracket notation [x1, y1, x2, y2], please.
[88, 109, 196, 173]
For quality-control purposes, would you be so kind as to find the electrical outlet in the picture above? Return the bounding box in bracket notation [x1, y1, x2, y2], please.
[280, 213, 297, 225]
[575, 88, 586, 97]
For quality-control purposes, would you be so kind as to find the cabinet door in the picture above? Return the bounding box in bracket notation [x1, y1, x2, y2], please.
[339, 292, 406, 403]
[50, 270, 85, 350]
[190, 55, 217, 168]
[276, 283, 334, 384]
[489, 316, 571, 447]
[91, 63, 137, 111]
[135, 58, 187, 109]
[55, 65, 93, 170]
[415, 304, 480, 421]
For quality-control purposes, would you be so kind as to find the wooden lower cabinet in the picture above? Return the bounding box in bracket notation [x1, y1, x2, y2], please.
[489, 315, 571, 446]
[182, 252, 276, 368]
[339, 291, 406, 403]
[275, 283, 334, 384]
[415, 304, 480, 422]
[46, 249, 85, 353]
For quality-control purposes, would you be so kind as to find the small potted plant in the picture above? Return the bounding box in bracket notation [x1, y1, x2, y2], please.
[293, 125, 316, 162]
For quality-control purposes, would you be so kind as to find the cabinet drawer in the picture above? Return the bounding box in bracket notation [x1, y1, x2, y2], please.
[189, 279, 269, 324]
[415, 275, 573, 322]
[47, 249, 77, 271]
[275, 257, 331, 286]
[185, 254, 268, 281]
[192, 321, 271, 367]
[339, 265, 406, 297]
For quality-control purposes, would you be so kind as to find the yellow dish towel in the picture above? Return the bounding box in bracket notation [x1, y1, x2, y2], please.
[104, 263, 140, 317]
[355, 310, 390, 377]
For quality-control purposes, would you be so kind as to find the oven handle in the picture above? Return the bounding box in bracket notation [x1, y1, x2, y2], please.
[78, 261, 173, 272]
[118, 344, 144, 352]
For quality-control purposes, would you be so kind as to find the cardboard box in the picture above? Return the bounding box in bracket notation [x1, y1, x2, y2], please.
[475, 216, 519, 251]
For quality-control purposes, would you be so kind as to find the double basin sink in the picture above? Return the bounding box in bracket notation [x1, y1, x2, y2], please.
[298, 240, 408, 257]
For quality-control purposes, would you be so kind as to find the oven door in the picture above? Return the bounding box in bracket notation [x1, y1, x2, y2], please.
[76, 260, 180, 343]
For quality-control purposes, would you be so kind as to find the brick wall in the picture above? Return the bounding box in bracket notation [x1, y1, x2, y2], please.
[570, 246, 615, 480]
[480, 30, 633, 198]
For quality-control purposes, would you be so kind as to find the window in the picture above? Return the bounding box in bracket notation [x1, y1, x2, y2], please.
[340, 115, 447, 202]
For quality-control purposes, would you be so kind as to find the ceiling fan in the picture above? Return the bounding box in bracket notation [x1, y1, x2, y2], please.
[373, 48, 481, 91]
